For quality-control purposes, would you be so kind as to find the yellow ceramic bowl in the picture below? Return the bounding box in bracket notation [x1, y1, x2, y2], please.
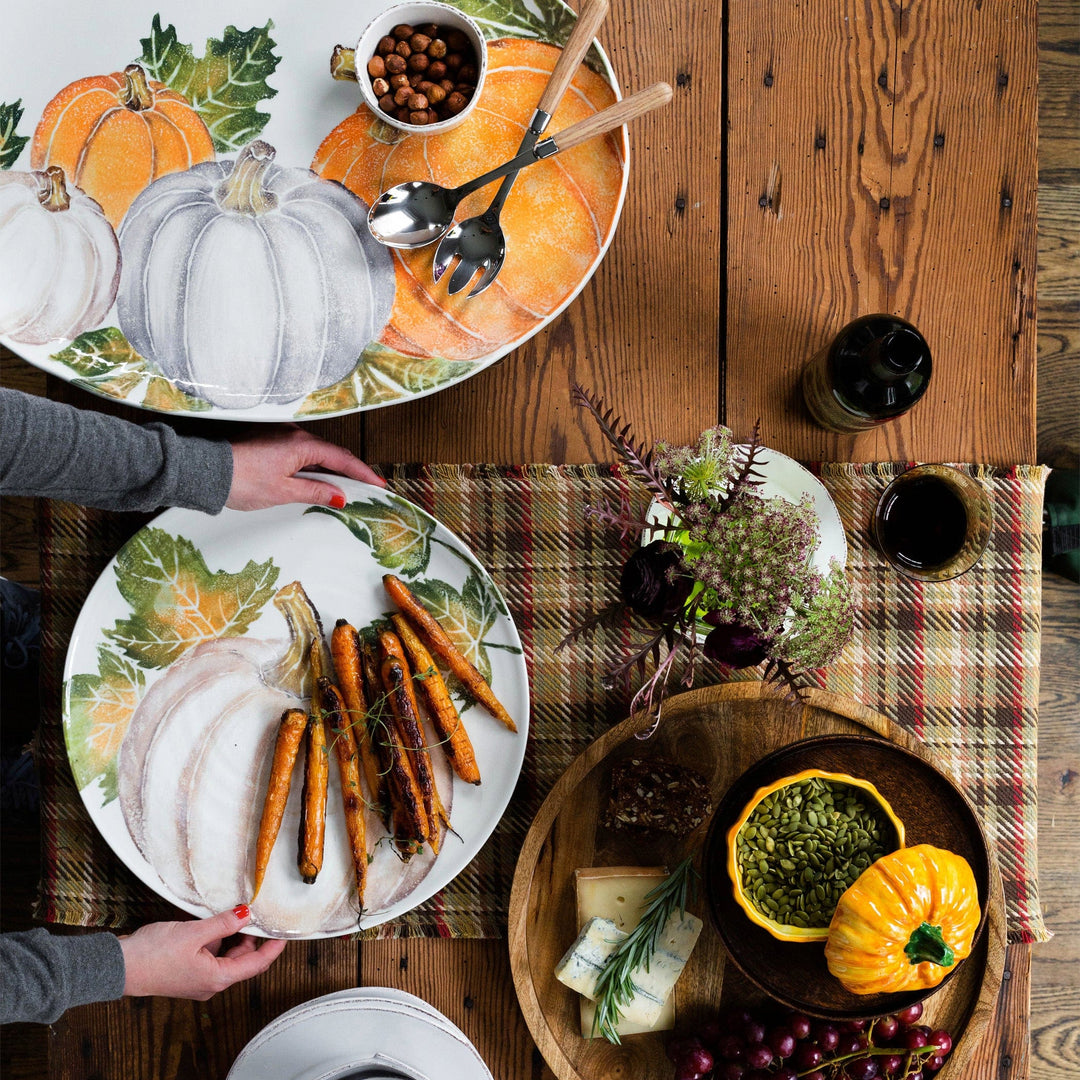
[726, 768, 906, 942]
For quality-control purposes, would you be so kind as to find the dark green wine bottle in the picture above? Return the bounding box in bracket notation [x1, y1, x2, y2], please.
[801, 314, 932, 433]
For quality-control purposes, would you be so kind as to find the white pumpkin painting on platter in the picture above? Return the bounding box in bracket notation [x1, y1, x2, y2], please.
[116, 141, 394, 410]
[0, 167, 120, 345]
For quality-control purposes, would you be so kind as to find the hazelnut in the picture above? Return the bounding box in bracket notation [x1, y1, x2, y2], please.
[371, 77, 390, 97]
[407, 92, 428, 110]
[426, 83, 447, 105]
[378, 92, 396, 113]
[394, 85, 412, 106]
[419, 23, 439, 37]
[376, 36, 396, 56]
[407, 52, 429, 72]
[367, 55, 386, 78]
[392, 24, 414, 40]
[439, 78, 455, 92]
[409, 109, 429, 125]
[427, 38, 447, 59]
[396, 106, 411, 122]
[458, 64, 478, 84]
[418, 79, 435, 93]
[409, 33, 432, 53]
[445, 52, 463, 72]
[427, 60, 447, 81]
[385, 53, 407, 75]
[444, 91, 467, 115]
[408, 71, 424, 87]
[395, 40, 412, 58]
[446, 29, 469, 51]
[390, 72, 410, 89]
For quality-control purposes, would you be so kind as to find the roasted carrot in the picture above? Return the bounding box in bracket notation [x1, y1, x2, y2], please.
[331, 619, 389, 826]
[391, 613, 480, 785]
[297, 710, 329, 884]
[383, 574, 517, 732]
[252, 708, 307, 900]
[380, 632, 441, 852]
[319, 676, 367, 907]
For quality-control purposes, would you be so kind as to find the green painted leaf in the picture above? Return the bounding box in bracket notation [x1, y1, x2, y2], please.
[65, 648, 145, 802]
[0, 100, 29, 169]
[410, 572, 499, 686]
[455, 0, 605, 70]
[52, 328, 210, 411]
[139, 15, 281, 153]
[307, 497, 437, 577]
[105, 527, 279, 668]
[298, 344, 477, 416]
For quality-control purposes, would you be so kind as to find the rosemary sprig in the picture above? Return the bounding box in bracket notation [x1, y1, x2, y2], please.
[590, 856, 697, 1044]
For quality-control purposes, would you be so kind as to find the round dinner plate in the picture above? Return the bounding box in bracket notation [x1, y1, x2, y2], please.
[61, 478, 529, 937]
[0, 0, 627, 420]
[226, 987, 494, 1080]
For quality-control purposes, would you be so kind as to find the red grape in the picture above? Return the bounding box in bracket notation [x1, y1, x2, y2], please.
[837, 1033, 869, 1056]
[724, 1007, 753, 1033]
[924, 1053, 946, 1073]
[746, 1042, 773, 1070]
[682, 1044, 714, 1076]
[744, 1072, 771, 1080]
[774, 1068, 798, 1080]
[846, 1058, 880, 1080]
[720, 1064, 747, 1080]
[928, 1029, 953, 1056]
[794, 1043, 824, 1070]
[902, 1028, 929, 1050]
[842, 1018, 870, 1033]
[872, 1015, 899, 1042]
[896, 1002, 924, 1025]
[666, 1036, 700, 1064]
[879, 1053, 905, 1077]
[717, 1034, 746, 1062]
[812, 1022, 840, 1052]
[744, 1019, 767, 1046]
[908, 1072, 925, 1080]
[788, 1012, 813, 1040]
[768, 1027, 796, 1059]
[699, 1019, 723, 1045]
[804, 1073, 826, 1080]
[673, 1061, 703, 1080]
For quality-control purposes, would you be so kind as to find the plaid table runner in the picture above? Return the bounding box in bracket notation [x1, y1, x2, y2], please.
[34, 462, 1049, 944]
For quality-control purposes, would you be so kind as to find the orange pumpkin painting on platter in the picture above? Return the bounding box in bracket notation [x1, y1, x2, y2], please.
[313, 38, 625, 363]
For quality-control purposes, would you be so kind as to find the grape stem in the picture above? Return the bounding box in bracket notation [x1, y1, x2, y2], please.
[795, 1042, 941, 1078]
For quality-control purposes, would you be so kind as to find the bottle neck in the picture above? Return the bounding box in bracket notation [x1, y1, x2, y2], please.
[863, 327, 925, 379]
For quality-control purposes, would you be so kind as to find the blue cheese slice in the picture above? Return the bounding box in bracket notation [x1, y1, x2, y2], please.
[569, 866, 703, 1039]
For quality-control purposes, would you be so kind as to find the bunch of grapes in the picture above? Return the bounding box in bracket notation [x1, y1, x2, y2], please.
[666, 1000, 954, 1080]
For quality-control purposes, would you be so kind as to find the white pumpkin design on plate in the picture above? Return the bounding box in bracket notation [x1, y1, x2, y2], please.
[0, 167, 121, 346]
[116, 140, 395, 410]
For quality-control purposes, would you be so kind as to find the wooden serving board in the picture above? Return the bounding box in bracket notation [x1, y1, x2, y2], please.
[508, 682, 1006, 1080]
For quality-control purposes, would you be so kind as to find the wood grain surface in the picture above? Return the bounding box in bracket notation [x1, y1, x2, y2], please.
[0, 0, 1076, 1077]
[508, 684, 1005, 1080]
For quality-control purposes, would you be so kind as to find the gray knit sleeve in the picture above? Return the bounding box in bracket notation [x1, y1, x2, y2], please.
[0, 389, 233, 513]
[0, 930, 126, 1024]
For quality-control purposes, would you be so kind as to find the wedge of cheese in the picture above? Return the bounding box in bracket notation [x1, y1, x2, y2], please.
[564, 866, 703, 1039]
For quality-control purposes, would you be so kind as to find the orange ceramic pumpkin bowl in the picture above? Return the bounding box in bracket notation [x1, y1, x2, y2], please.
[31, 63, 215, 227]
[312, 37, 626, 363]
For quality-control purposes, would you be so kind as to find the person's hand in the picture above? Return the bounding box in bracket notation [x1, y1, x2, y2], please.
[227, 426, 385, 511]
[119, 905, 286, 1000]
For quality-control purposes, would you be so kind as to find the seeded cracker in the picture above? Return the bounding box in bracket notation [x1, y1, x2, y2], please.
[603, 758, 713, 835]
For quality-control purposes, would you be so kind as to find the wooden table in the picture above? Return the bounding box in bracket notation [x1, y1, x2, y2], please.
[8, 0, 1040, 1076]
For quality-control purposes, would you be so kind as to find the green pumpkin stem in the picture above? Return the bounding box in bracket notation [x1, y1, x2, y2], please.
[35, 166, 70, 212]
[216, 141, 279, 216]
[331, 45, 359, 81]
[268, 582, 330, 699]
[119, 64, 155, 112]
[903, 922, 956, 968]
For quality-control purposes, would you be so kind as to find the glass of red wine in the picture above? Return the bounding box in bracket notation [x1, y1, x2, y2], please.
[873, 464, 993, 581]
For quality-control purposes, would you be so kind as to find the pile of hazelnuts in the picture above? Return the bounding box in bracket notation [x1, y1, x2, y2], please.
[367, 23, 480, 126]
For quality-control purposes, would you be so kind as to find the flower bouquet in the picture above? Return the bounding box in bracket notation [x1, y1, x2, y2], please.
[561, 385, 855, 717]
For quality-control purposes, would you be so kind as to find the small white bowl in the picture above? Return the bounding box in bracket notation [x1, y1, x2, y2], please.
[355, 1, 487, 135]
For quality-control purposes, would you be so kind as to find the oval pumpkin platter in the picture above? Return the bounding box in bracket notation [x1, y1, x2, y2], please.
[0, 0, 628, 419]
[61, 478, 529, 937]
[508, 683, 1005, 1080]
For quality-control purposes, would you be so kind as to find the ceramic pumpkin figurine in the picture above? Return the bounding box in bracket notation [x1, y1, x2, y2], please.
[825, 844, 982, 995]
[0, 167, 120, 345]
[31, 63, 215, 228]
[312, 38, 625, 362]
[116, 140, 395, 410]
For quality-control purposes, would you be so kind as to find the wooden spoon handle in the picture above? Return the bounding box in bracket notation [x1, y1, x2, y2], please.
[535, 0, 610, 118]
[545, 82, 673, 153]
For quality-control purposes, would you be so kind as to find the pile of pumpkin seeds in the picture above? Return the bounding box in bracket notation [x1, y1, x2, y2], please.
[733, 776, 898, 928]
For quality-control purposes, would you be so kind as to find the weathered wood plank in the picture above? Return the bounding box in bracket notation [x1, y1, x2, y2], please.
[726, 0, 1039, 465]
[362, 1, 723, 464]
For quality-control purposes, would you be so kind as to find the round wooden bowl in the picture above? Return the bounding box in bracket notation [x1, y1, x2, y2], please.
[704, 733, 994, 1020]
[508, 682, 1005, 1080]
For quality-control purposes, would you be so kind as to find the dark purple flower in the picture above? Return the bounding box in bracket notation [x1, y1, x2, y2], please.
[619, 541, 694, 620]
[703, 621, 769, 667]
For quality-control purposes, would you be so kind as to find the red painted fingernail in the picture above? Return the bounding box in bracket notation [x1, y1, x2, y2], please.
[329, 493, 346, 509]
[233, 904, 250, 920]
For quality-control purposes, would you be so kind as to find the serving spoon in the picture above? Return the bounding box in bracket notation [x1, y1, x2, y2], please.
[367, 82, 672, 250]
